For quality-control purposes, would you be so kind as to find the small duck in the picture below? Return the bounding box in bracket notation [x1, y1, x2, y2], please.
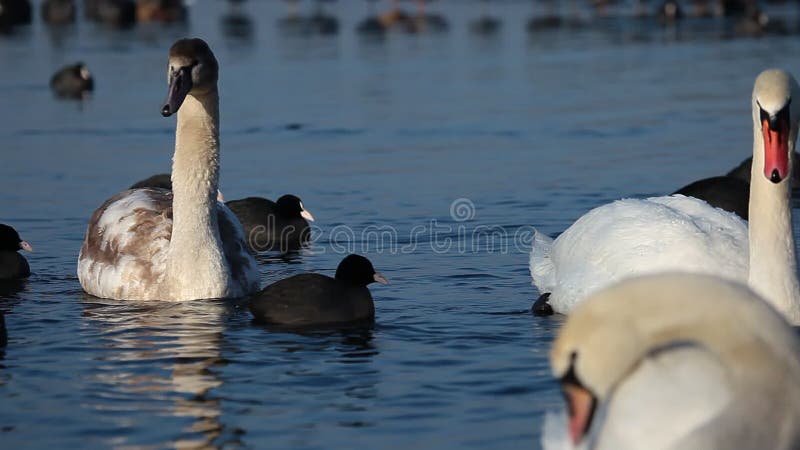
[225, 195, 314, 252]
[41, 0, 76, 25]
[50, 62, 93, 99]
[469, 0, 501, 35]
[0, 224, 32, 280]
[84, 0, 136, 27]
[249, 254, 388, 328]
[136, 0, 186, 24]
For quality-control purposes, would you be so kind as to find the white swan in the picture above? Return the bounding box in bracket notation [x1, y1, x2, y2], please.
[77, 38, 260, 301]
[530, 69, 800, 323]
[544, 273, 800, 450]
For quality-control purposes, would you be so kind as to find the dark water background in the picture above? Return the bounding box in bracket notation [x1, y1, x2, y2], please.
[1, 0, 800, 448]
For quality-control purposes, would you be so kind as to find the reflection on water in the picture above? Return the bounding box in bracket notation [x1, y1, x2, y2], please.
[77, 296, 380, 448]
[81, 298, 229, 448]
[220, 1, 254, 45]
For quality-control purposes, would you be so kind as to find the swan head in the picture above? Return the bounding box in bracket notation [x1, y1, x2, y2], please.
[752, 69, 800, 184]
[277, 195, 315, 222]
[549, 273, 797, 447]
[162, 38, 219, 117]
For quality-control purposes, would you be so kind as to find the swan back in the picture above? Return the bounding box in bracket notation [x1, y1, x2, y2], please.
[532, 195, 748, 313]
[550, 273, 800, 450]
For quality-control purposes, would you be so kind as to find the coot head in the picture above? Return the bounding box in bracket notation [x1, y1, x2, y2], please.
[277, 194, 315, 221]
[335, 254, 388, 286]
[0, 224, 32, 252]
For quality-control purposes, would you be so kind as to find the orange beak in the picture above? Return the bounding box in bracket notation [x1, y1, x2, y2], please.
[763, 116, 790, 183]
[563, 382, 596, 445]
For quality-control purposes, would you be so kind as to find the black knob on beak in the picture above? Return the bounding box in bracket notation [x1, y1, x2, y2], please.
[771, 169, 782, 184]
[161, 104, 172, 117]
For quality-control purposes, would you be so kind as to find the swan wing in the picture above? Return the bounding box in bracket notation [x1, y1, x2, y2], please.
[530, 229, 556, 294]
[78, 188, 172, 300]
[547, 196, 748, 313]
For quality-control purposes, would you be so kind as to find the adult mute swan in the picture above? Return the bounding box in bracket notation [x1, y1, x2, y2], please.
[78, 38, 260, 301]
[530, 69, 800, 323]
[544, 273, 800, 450]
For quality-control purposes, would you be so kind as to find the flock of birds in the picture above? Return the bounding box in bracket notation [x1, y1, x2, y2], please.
[3, 1, 800, 447]
[0, 0, 796, 38]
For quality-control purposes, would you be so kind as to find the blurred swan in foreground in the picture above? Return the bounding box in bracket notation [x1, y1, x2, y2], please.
[530, 69, 800, 324]
[78, 38, 259, 301]
[543, 273, 800, 450]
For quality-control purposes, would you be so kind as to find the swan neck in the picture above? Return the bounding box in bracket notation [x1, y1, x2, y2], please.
[748, 123, 800, 324]
[167, 89, 226, 294]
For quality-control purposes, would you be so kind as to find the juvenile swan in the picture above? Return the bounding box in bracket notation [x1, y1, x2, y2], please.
[77, 38, 260, 301]
[546, 273, 800, 450]
[530, 69, 800, 323]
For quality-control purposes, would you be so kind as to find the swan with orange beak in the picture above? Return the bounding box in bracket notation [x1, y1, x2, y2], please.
[547, 273, 800, 450]
[530, 69, 800, 325]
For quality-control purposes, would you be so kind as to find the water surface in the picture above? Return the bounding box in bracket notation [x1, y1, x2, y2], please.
[1, 1, 800, 448]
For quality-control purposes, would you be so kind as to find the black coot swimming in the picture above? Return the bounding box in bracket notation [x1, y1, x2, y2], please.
[0, 224, 32, 280]
[249, 254, 388, 328]
[225, 195, 314, 252]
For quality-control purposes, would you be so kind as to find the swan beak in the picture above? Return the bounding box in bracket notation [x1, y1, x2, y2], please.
[562, 382, 596, 446]
[162, 67, 192, 117]
[373, 273, 389, 285]
[762, 109, 790, 184]
[19, 241, 32, 252]
[300, 209, 315, 222]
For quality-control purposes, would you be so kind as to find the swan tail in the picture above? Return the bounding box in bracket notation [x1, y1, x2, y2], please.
[530, 229, 556, 293]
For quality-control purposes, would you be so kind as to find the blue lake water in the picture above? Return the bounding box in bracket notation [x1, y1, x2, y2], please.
[2, 0, 800, 448]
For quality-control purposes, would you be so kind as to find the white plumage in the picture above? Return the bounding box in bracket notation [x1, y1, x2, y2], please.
[546, 273, 800, 450]
[530, 69, 800, 323]
[530, 195, 748, 314]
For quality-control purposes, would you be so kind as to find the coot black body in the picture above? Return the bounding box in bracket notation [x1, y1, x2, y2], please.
[130, 173, 171, 190]
[41, 0, 76, 25]
[50, 62, 93, 99]
[249, 254, 388, 328]
[225, 195, 314, 252]
[673, 176, 750, 220]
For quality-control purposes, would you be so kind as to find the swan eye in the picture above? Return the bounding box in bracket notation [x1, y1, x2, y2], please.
[759, 100, 792, 131]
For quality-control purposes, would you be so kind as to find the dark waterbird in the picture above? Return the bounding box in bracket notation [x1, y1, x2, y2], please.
[249, 254, 388, 328]
[356, 0, 386, 35]
[50, 62, 93, 99]
[0, 0, 31, 26]
[469, 0, 501, 35]
[0, 312, 6, 347]
[221, 0, 254, 42]
[673, 176, 750, 220]
[41, 0, 76, 25]
[84, 0, 135, 27]
[130, 173, 172, 190]
[225, 195, 314, 252]
[136, 0, 186, 23]
[0, 224, 32, 280]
